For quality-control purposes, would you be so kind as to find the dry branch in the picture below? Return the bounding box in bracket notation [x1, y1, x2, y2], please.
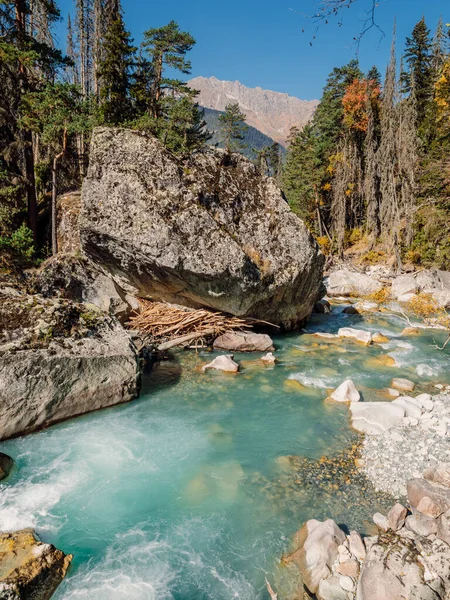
[127, 300, 274, 349]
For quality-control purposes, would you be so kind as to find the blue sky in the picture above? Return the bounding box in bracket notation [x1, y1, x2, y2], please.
[56, 0, 449, 100]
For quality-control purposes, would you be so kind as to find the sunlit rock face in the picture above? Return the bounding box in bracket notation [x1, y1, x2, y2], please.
[80, 127, 325, 329]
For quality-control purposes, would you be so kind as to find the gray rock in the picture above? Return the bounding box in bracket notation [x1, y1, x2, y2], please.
[405, 513, 438, 537]
[80, 128, 324, 329]
[0, 453, 13, 480]
[407, 478, 450, 518]
[387, 503, 408, 531]
[0, 529, 72, 600]
[356, 535, 442, 600]
[285, 519, 346, 595]
[327, 269, 383, 297]
[317, 576, 348, 600]
[32, 254, 137, 324]
[213, 331, 274, 352]
[0, 294, 140, 441]
[373, 512, 390, 532]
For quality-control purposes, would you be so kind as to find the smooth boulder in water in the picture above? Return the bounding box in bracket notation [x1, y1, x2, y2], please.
[329, 380, 360, 403]
[202, 355, 239, 373]
[80, 128, 325, 329]
[0, 453, 13, 480]
[213, 331, 274, 352]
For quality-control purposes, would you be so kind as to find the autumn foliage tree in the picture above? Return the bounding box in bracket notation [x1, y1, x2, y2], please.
[342, 78, 381, 133]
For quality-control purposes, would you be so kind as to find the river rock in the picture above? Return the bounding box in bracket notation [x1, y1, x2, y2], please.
[213, 331, 274, 352]
[0, 290, 140, 440]
[392, 397, 422, 419]
[315, 299, 332, 314]
[387, 503, 408, 531]
[0, 453, 13, 480]
[317, 576, 348, 600]
[326, 269, 383, 297]
[405, 513, 438, 537]
[329, 380, 360, 403]
[286, 519, 346, 595]
[373, 512, 390, 532]
[423, 463, 450, 488]
[336, 560, 359, 577]
[391, 378, 415, 392]
[354, 301, 378, 313]
[390, 274, 418, 301]
[31, 253, 138, 324]
[407, 478, 450, 518]
[202, 355, 239, 373]
[0, 529, 72, 599]
[372, 332, 389, 343]
[356, 535, 442, 600]
[80, 128, 325, 329]
[338, 327, 372, 346]
[349, 402, 405, 435]
[348, 530, 366, 561]
[261, 352, 276, 364]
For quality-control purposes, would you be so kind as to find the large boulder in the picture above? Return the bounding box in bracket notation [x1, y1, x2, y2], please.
[80, 128, 324, 329]
[0, 287, 140, 440]
[407, 478, 450, 518]
[349, 402, 405, 435]
[56, 190, 82, 254]
[0, 529, 72, 599]
[326, 269, 383, 297]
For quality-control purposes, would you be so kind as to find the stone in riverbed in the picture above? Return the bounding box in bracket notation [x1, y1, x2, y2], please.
[391, 274, 418, 300]
[0, 529, 72, 599]
[391, 378, 415, 392]
[326, 269, 383, 297]
[338, 327, 372, 346]
[401, 326, 420, 336]
[407, 478, 450, 518]
[329, 380, 360, 403]
[405, 513, 438, 538]
[392, 397, 422, 419]
[387, 388, 400, 398]
[80, 128, 325, 329]
[336, 560, 360, 577]
[317, 576, 348, 600]
[213, 331, 274, 352]
[387, 503, 408, 531]
[349, 402, 405, 435]
[285, 519, 346, 595]
[315, 299, 332, 313]
[423, 463, 450, 488]
[372, 332, 390, 343]
[0, 453, 13, 480]
[260, 352, 276, 364]
[373, 512, 390, 532]
[202, 355, 239, 373]
[348, 530, 366, 561]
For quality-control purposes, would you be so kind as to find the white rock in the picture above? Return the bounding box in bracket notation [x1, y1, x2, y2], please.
[329, 380, 360, 403]
[260, 352, 276, 364]
[391, 378, 415, 392]
[391, 274, 418, 299]
[373, 512, 390, 532]
[387, 388, 400, 398]
[338, 327, 372, 346]
[415, 393, 434, 412]
[350, 402, 405, 435]
[202, 355, 239, 373]
[354, 301, 379, 313]
[339, 575, 355, 592]
[327, 269, 383, 297]
[392, 398, 422, 419]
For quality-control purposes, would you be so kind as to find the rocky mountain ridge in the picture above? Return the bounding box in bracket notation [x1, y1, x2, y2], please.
[189, 76, 318, 146]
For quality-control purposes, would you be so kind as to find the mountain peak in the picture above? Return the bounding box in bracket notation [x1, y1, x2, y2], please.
[189, 76, 318, 145]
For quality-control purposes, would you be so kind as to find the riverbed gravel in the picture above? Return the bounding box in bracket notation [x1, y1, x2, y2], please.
[361, 390, 450, 498]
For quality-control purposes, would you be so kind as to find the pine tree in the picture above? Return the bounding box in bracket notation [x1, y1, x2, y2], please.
[401, 17, 433, 125]
[431, 16, 450, 76]
[143, 21, 196, 119]
[218, 103, 248, 154]
[97, 2, 136, 125]
[159, 98, 211, 155]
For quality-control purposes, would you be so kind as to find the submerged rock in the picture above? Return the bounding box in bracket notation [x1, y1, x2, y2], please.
[202, 355, 239, 373]
[80, 128, 324, 329]
[213, 331, 274, 352]
[391, 378, 415, 392]
[261, 352, 276, 364]
[0, 289, 140, 440]
[338, 327, 372, 346]
[372, 332, 389, 344]
[0, 529, 72, 600]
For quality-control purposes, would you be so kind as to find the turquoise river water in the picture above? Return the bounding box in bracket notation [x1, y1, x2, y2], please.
[0, 304, 449, 599]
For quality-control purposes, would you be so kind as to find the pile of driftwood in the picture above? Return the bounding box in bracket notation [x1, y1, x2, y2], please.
[127, 299, 262, 351]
